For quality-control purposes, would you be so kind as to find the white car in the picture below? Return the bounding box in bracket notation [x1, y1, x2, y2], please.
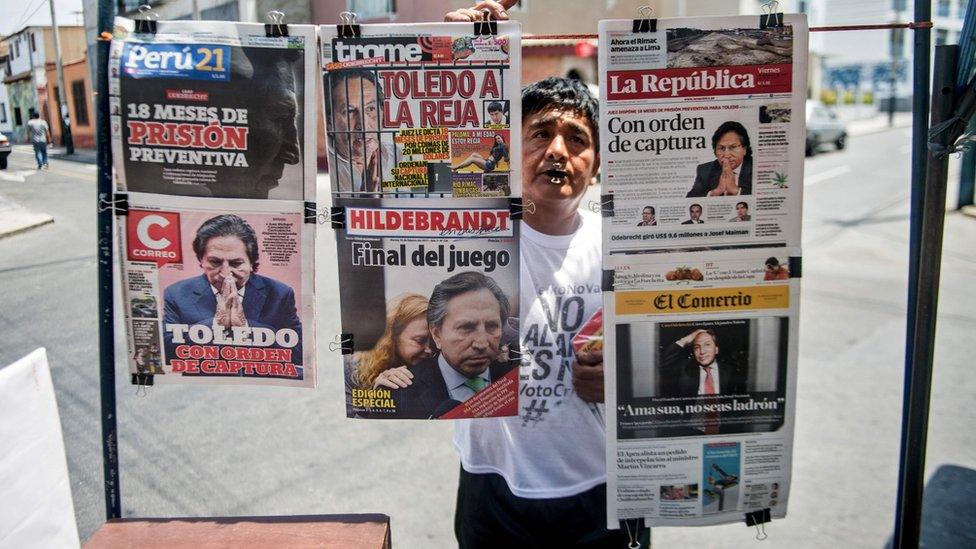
[0, 131, 10, 169]
[806, 102, 848, 157]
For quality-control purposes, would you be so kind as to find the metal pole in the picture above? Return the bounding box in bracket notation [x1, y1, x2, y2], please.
[893, 38, 955, 549]
[96, 0, 121, 520]
[49, 0, 74, 154]
[193, 0, 201, 20]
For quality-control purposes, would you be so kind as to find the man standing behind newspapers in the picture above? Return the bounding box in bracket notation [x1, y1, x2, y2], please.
[447, 3, 648, 546]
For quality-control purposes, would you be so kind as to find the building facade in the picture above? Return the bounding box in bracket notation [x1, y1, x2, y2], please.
[1, 26, 87, 143]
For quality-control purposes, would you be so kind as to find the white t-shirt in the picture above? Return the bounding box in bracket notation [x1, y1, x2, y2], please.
[454, 209, 605, 498]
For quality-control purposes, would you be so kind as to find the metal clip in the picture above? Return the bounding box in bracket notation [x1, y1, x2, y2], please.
[474, 8, 497, 36]
[633, 5, 657, 33]
[135, 4, 159, 34]
[265, 10, 288, 37]
[338, 11, 361, 38]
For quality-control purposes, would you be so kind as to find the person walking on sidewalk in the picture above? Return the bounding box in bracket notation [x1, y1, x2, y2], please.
[27, 112, 51, 170]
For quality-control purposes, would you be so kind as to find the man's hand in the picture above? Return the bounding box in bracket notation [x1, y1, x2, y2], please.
[572, 348, 604, 403]
[214, 275, 247, 328]
[444, 0, 517, 22]
[373, 365, 414, 389]
[677, 329, 706, 348]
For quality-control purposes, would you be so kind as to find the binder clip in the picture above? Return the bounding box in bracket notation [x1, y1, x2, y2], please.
[329, 333, 354, 355]
[134, 5, 158, 35]
[330, 206, 346, 229]
[304, 201, 318, 224]
[265, 10, 289, 38]
[601, 269, 615, 292]
[338, 11, 361, 39]
[745, 508, 771, 540]
[509, 198, 535, 220]
[632, 5, 657, 33]
[132, 373, 154, 387]
[788, 256, 802, 278]
[474, 9, 497, 36]
[599, 193, 615, 218]
[99, 193, 129, 215]
[760, 1, 784, 30]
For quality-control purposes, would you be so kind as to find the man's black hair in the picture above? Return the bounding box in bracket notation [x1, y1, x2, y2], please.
[30, 110, 39, 119]
[643, 206, 655, 215]
[736, 201, 748, 209]
[690, 203, 702, 212]
[765, 257, 780, 268]
[711, 121, 752, 157]
[522, 77, 599, 149]
[428, 271, 510, 329]
[193, 215, 260, 272]
[487, 101, 505, 113]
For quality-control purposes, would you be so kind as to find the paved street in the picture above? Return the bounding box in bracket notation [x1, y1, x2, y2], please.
[0, 127, 974, 547]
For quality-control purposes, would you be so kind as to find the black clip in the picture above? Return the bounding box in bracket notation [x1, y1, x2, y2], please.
[474, 9, 497, 36]
[265, 10, 289, 37]
[600, 193, 615, 218]
[632, 5, 657, 33]
[601, 269, 615, 292]
[304, 201, 317, 224]
[329, 333, 354, 354]
[134, 5, 158, 34]
[788, 256, 802, 278]
[509, 198, 524, 221]
[330, 206, 346, 229]
[338, 11, 361, 38]
[745, 508, 771, 540]
[760, 1, 784, 29]
[131, 373, 155, 386]
[110, 193, 129, 216]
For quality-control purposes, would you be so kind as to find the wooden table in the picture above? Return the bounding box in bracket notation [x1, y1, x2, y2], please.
[83, 514, 391, 548]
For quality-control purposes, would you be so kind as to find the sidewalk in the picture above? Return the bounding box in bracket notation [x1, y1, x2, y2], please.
[847, 112, 913, 136]
[12, 144, 96, 164]
[0, 194, 53, 239]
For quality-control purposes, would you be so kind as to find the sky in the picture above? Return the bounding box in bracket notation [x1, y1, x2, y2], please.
[0, 0, 86, 36]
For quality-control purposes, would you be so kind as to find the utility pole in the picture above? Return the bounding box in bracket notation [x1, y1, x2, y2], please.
[888, 7, 902, 127]
[49, 0, 74, 154]
[193, 0, 201, 20]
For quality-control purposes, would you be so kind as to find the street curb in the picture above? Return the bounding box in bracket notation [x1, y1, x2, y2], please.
[848, 121, 913, 138]
[0, 209, 55, 239]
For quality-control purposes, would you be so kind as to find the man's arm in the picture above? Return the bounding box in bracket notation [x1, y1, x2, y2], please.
[686, 163, 712, 198]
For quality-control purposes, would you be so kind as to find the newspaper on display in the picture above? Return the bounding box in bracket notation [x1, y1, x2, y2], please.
[598, 15, 807, 252]
[604, 249, 799, 526]
[320, 23, 521, 197]
[598, 14, 807, 527]
[119, 193, 315, 387]
[109, 18, 318, 200]
[335, 197, 520, 419]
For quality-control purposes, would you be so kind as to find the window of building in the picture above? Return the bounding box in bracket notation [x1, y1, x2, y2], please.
[71, 80, 89, 126]
[893, 0, 907, 10]
[938, 0, 951, 16]
[936, 28, 949, 45]
[347, 0, 396, 19]
[14, 107, 22, 126]
[30, 33, 35, 52]
[0, 103, 6, 123]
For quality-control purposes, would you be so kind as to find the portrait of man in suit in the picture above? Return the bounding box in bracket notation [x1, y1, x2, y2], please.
[391, 271, 517, 419]
[162, 214, 302, 367]
[687, 121, 753, 197]
[660, 328, 746, 398]
[681, 203, 704, 225]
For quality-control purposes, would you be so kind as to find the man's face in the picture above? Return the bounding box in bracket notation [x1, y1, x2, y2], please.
[200, 235, 253, 290]
[330, 76, 380, 163]
[714, 131, 746, 171]
[642, 208, 654, 223]
[244, 58, 302, 193]
[396, 316, 433, 367]
[692, 332, 719, 367]
[431, 288, 503, 377]
[489, 109, 504, 124]
[689, 205, 703, 221]
[522, 108, 598, 212]
[736, 203, 748, 218]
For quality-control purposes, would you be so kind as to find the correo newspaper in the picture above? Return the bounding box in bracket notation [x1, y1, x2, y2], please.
[119, 192, 316, 387]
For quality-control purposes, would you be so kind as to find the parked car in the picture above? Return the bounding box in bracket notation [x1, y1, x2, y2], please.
[806, 102, 848, 156]
[0, 131, 10, 169]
